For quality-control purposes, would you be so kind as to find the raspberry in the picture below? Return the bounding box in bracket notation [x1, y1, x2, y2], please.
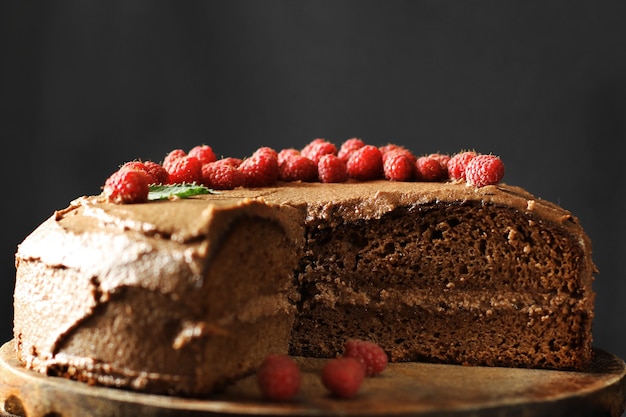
[428, 153, 451, 171]
[216, 157, 243, 167]
[338, 138, 365, 162]
[380, 144, 416, 164]
[279, 155, 318, 182]
[188, 145, 217, 165]
[117, 160, 157, 184]
[346, 145, 383, 181]
[277, 148, 301, 165]
[256, 354, 301, 401]
[202, 161, 245, 190]
[383, 151, 415, 181]
[256, 146, 279, 158]
[165, 155, 203, 184]
[343, 339, 388, 377]
[415, 156, 447, 181]
[143, 161, 169, 184]
[239, 147, 279, 187]
[162, 149, 187, 171]
[321, 357, 365, 399]
[317, 154, 348, 183]
[301, 139, 337, 164]
[465, 154, 505, 187]
[103, 169, 150, 204]
[119, 160, 149, 173]
[447, 151, 478, 181]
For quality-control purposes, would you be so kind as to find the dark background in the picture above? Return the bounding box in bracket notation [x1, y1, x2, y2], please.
[1, 0, 625, 375]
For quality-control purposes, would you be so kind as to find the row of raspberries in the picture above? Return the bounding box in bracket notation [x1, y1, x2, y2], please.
[103, 138, 505, 204]
[257, 339, 388, 401]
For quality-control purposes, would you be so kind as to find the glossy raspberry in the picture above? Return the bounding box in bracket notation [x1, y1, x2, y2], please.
[165, 155, 203, 184]
[279, 155, 318, 182]
[103, 169, 150, 204]
[346, 145, 383, 181]
[343, 339, 388, 377]
[415, 156, 447, 181]
[447, 151, 478, 181]
[257, 354, 301, 401]
[143, 161, 169, 184]
[239, 147, 279, 187]
[301, 139, 337, 164]
[188, 145, 217, 165]
[338, 138, 365, 162]
[162, 149, 187, 171]
[383, 151, 415, 181]
[465, 154, 505, 187]
[317, 154, 348, 183]
[321, 357, 365, 399]
[202, 161, 245, 189]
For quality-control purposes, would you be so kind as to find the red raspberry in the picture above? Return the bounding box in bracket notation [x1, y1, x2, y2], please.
[239, 147, 279, 187]
[216, 157, 243, 167]
[165, 155, 203, 184]
[447, 151, 478, 181]
[465, 154, 505, 187]
[301, 139, 337, 164]
[415, 156, 447, 181]
[277, 148, 301, 165]
[346, 145, 383, 181]
[118, 160, 159, 183]
[318, 154, 348, 183]
[188, 145, 217, 165]
[428, 152, 451, 170]
[143, 161, 169, 184]
[338, 138, 365, 162]
[321, 357, 365, 399]
[255, 146, 279, 159]
[103, 169, 150, 204]
[380, 145, 416, 164]
[383, 151, 415, 181]
[119, 160, 149, 173]
[256, 354, 301, 401]
[202, 161, 246, 189]
[279, 155, 318, 182]
[343, 339, 388, 377]
[162, 149, 187, 171]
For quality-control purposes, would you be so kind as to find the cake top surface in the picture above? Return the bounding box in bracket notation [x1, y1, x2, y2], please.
[23, 180, 586, 250]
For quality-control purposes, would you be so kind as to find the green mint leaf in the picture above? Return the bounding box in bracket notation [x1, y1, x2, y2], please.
[148, 184, 217, 201]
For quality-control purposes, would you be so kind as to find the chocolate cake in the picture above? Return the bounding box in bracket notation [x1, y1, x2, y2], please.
[13, 180, 595, 396]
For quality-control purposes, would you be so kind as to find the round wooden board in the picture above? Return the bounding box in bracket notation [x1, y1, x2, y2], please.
[1, 340, 625, 417]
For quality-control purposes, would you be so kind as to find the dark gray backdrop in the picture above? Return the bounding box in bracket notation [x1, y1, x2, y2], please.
[2, 1, 625, 366]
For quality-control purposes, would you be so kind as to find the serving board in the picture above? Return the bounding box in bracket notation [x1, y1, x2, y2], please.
[1, 340, 625, 417]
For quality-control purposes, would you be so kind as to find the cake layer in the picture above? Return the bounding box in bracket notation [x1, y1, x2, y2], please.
[290, 288, 592, 370]
[14, 181, 595, 395]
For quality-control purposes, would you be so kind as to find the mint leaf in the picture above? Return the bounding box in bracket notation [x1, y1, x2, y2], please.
[148, 184, 217, 201]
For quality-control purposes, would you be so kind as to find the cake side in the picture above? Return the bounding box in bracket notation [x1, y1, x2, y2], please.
[14, 197, 303, 395]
